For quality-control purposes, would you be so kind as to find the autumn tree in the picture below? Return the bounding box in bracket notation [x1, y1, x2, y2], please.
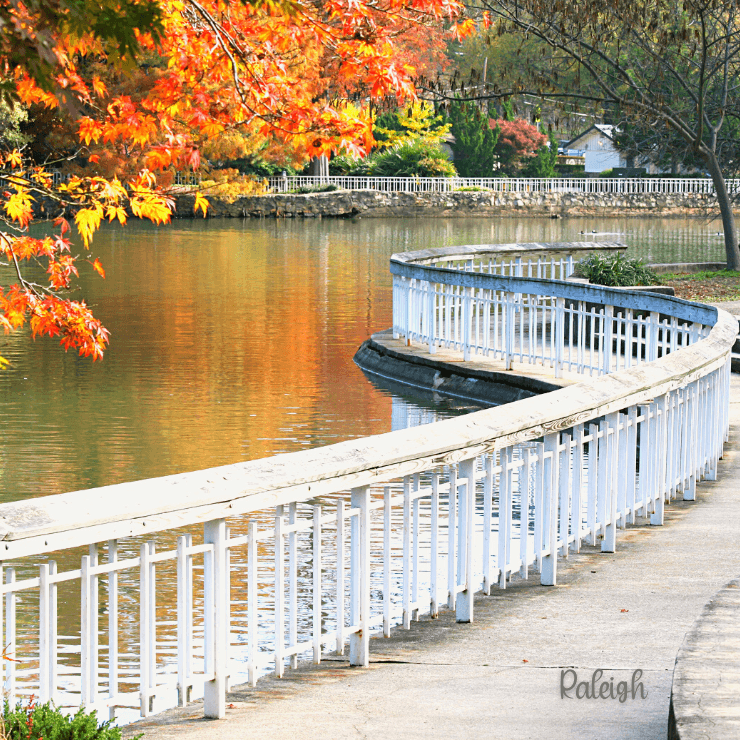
[491, 118, 546, 176]
[0, 0, 467, 365]
[464, 0, 740, 268]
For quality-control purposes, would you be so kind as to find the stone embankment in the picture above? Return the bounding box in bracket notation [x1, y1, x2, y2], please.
[172, 189, 729, 219]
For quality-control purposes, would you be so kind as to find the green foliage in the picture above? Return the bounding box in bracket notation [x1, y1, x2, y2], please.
[500, 99, 515, 122]
[373, 103, 450, 148]
[329, 153, 371, 175]
[3, 701, 137, 740]
[575, 253, 659, 287]
[661, 269, 740, 281]
[290, 183, 340, 193]
[454, 185, 491, 191]
[365, 139, 457, 177]
[521, 132, 558, 178]
[447, 100, 499, 177]
[0, 101, 29, 150]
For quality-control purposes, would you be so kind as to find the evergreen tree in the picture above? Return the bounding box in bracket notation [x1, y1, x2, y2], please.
[447, 101, 500, 177]
[522, 132, 558, 177]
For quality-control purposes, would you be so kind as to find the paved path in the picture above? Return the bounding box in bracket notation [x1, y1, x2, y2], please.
[125, 336, 740, 740]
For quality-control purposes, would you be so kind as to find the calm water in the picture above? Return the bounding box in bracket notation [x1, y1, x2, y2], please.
[0, 215, 726, 503]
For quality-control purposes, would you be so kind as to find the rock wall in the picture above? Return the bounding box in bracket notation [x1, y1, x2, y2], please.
[173, 189, 729, 219]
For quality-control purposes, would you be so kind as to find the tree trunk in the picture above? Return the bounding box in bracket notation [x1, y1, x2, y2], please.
[310, 155, 329, 179]
[704, 150, 740, 269]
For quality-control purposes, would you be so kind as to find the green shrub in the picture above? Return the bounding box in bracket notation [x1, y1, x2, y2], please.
[453, 186, 491, 191]
[574, 253, 659, 287]
[366, 139, 457, 178]
[290, 183, 340, 194]
[329, 154, 370, 176]
[3, 701, 137, 740]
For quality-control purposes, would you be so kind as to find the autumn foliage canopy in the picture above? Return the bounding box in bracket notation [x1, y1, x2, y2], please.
[0, 0, 467, 364]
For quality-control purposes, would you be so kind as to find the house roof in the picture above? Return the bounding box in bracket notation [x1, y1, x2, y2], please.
[563, 124, 618, 150]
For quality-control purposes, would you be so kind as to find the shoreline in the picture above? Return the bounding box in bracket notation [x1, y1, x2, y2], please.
[170, 189, 734, 219]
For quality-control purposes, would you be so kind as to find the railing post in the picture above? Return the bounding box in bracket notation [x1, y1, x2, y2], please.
[602, 305, 614, 375]
[203, 518, 228, 718]
[648, 311, 660, 361]
[273, 505, 285, 677]
[407, 278, 415, 345]
[138, 542, 153, 716]
[602, 412, 619, 552]
[463, 286, 472, 361]
[555, 297, 565, 378]
[5, 567, 15, 707]
[177, 535, 193, 706]
[456, 458, 477, 623]
[350, 485, 370, 666]
[427, 281, 436, 354]
[541, 433, 560, 586]
[39, 563, 51, 704]
[505, 292, 515, 370]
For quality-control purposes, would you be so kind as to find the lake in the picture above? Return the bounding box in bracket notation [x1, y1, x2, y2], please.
[0, 214, 726, 503]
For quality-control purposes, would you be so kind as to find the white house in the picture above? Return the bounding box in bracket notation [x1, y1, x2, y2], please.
[563, 124, 626, 173]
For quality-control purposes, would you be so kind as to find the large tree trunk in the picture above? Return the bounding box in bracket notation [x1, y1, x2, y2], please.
[704, 150, 740, 269]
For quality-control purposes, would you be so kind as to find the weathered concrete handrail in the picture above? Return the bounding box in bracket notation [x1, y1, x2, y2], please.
[391, 240, 624, 269]
[0, 242, 734, 725]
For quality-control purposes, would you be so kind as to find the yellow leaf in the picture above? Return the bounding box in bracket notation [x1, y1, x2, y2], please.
[194, 192, 209, 217]
[130, 194, 172, 225]
[4, 191, 34, 227]
[6, 150, 22, 169]
[74, 205, 104, 249]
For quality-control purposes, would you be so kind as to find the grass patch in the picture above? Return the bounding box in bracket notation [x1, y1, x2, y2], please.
[659, 269, 740, 302]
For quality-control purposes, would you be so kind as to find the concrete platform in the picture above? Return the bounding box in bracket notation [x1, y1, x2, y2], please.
[123, 332, 740, 740]
[354, 330, 584, 407]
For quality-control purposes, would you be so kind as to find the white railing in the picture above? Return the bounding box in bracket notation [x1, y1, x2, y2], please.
[391, 242, 705, 377]
[0, 243, 734, 725]
[267, 175, 737, 195]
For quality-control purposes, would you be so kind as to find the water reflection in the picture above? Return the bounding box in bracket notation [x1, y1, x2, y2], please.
[0, 215, 724, 502]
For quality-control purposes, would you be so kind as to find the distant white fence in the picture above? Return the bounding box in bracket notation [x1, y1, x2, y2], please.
[268, 175, 735, 195]
[0, 242, 734, 725]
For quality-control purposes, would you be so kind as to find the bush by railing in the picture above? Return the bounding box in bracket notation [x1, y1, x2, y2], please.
[0, 242, 733, 725]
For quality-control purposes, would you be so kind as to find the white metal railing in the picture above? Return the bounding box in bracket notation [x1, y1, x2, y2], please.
[267, 175, 736, 195]
[391, 242, 709, 377]
[0, 242, 734, 725]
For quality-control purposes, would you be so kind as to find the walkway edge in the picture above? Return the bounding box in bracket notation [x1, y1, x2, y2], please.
[668, 576, 740, 740]
[353, 330, 564, 406]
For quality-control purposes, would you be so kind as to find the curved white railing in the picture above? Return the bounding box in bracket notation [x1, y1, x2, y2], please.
[267, 175, 737, 195]
[0, 244, 734, 724]
[391, 241, 708, 377]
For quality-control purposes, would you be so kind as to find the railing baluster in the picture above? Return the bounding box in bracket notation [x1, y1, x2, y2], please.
[313, 505, 322, 664]
[430, 474, 439, 617]
[204, 519, 228, 718]
[349, 486, 370, 667]
[457, 458, 476, 622]
[247, 521, 258, 686]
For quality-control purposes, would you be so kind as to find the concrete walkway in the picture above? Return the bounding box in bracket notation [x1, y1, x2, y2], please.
[124, 339, 740, 740]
